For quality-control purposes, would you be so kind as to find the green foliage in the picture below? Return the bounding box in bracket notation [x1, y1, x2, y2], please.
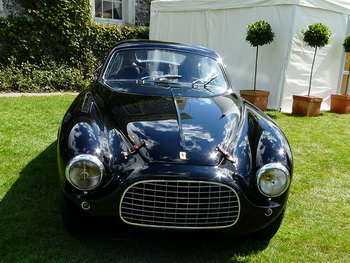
[301, 23, 332, 96]
[245, 20, 275, 91]
[343, 34, 350, 53]
[246, 20, 275, 47]
[0, 16, 44, 64]
[302, 23, 332, 48]
[0, 59, 89, 92]
[0, 0, 149, 92]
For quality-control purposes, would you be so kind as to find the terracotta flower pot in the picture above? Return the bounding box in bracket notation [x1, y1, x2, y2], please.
[330, 94, 350, 114]
[240, 90, 270, 111]
[292, 95, 323, 117]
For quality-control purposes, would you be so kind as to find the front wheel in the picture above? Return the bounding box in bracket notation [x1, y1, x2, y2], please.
[249, 209, 286, 241]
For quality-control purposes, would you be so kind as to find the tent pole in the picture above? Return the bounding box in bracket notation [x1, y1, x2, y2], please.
[279, 4, 297, 111]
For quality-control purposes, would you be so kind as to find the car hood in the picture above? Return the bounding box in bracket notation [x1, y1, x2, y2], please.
[99, 85, 243, 166]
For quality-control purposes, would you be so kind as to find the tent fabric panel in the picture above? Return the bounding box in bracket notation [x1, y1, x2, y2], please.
[150, 1, 350, 111]
[281, 6, 348, 111]
[150, 11, 209, 46]
[151, 0, 350, 15]
[150, 5, 294, 109]
[205, 6, 293, 110]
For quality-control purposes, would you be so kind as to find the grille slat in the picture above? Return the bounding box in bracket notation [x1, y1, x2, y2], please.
[122, 208, 239, 216]
[124, 203, 237, 211]
[122, 198, 238, 206]
[120, 180, 240, 229]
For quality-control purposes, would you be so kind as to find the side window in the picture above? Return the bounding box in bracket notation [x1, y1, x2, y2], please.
[104, 52, 124, 79]
[105, 50, 147, 80]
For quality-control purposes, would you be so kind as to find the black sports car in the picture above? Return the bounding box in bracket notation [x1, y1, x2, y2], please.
[57, 40, 293, 240]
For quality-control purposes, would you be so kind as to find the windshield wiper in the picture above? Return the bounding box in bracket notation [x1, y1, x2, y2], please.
[191, 74, 219, 93]
[155, 75, 182, 87]
[141, 74, 182, 85]
[157, 75, 182, 81]
[204, 74, 219, 88]
[191, 78, 202, 89]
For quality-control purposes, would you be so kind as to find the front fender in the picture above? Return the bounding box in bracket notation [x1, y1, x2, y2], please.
[231, 107, 293, 205]
[256, 120, 292, 170]
[57, 90, 139, 193]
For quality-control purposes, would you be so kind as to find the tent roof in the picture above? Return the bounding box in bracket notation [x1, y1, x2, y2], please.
[152, 0, 350, 15]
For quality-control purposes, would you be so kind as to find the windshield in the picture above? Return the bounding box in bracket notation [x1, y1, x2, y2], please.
[103, 48, 228, 95]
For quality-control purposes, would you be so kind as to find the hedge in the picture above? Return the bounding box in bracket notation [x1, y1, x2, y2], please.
[0, 59, 90, 92]
[0, 0, 149, 92]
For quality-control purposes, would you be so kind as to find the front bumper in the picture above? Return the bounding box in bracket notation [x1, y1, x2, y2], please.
[62, 164, 287, 235]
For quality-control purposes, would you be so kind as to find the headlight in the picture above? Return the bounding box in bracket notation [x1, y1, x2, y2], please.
[257, 163, 290, 197]
[65, 154, 104, 190]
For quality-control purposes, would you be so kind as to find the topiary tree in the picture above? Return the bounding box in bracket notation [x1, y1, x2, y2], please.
[343, 34, 350, 53]
[302, 23, 332, 96]
[246, 20, 275, 91]
[340, 34, 350, 95]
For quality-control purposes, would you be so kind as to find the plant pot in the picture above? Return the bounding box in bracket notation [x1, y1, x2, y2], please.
[292, 95, 323, 117]
[240, 90, 270, 111]
[330, 94, 350, 114]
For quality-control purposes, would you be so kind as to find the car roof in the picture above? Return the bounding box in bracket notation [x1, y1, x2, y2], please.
[110, 40, 221, 59]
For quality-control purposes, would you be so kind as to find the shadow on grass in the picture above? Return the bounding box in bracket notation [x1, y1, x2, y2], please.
[0, 142, 269, 263]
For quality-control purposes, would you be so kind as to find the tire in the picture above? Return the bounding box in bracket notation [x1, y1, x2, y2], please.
[249, 209, 286, 241]
[60, 195, 92, 235]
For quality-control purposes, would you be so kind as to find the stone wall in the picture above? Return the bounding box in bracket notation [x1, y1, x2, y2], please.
[2, 0, 23, 16]
[135, 0, 150, 27]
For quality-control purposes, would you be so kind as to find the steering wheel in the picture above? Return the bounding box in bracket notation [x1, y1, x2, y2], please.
[115, 64, 150, 79]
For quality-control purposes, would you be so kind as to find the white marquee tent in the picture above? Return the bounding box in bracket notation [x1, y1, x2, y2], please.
[149, 0, 350, 111]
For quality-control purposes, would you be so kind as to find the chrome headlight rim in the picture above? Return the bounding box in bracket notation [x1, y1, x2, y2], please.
[257, 163, 290, 198]
[65, 154, 104, 191]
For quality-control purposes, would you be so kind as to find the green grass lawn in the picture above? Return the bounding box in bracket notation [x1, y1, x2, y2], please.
[0, 95, 349, 262]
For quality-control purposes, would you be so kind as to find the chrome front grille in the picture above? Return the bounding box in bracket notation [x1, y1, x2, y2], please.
[120, 180, 240, 229]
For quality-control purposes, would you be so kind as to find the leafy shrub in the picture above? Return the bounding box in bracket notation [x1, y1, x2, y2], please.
[0, 59, 89, 92]
[0, 0, 149, 92]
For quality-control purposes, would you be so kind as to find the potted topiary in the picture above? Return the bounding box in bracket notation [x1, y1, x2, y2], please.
[330, 34, 350, 114]
[240, 20, 275, 111]
[292, 23, 332, 117]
